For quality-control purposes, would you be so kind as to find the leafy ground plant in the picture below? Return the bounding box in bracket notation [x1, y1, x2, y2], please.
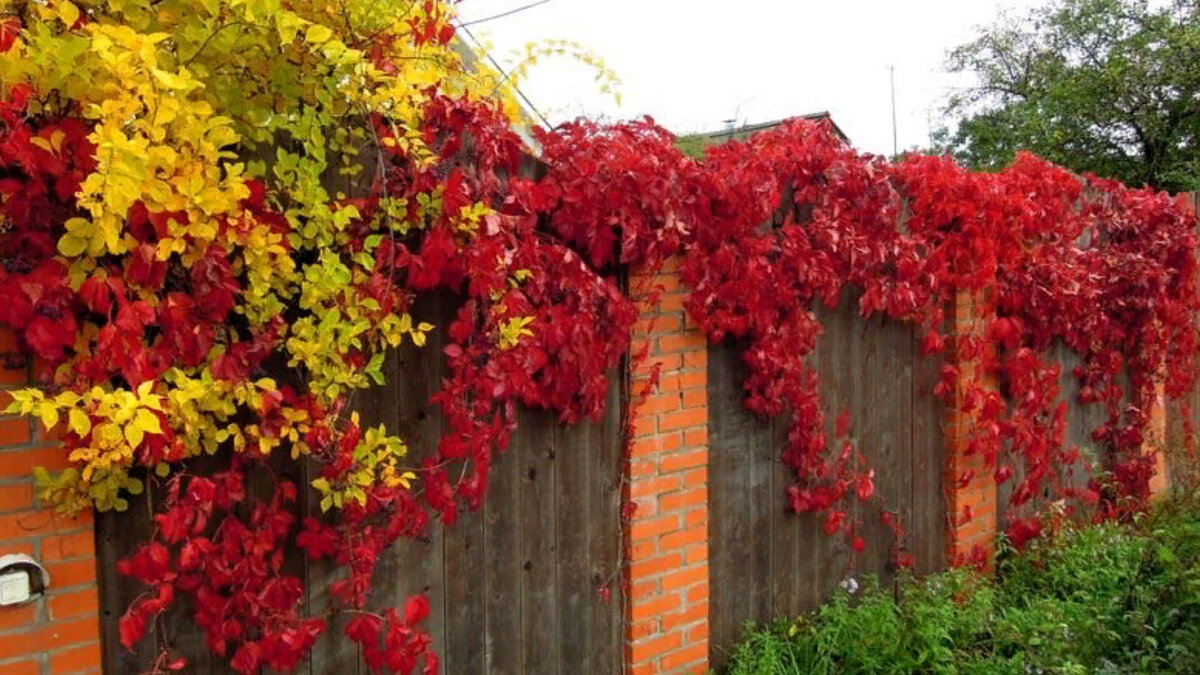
[723, 496, 1200, 675]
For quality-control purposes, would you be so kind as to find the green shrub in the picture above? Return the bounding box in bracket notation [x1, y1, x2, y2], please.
[723, 497, 1200, 674]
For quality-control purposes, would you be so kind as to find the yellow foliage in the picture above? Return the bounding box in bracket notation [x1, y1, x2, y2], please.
[0, 0, 538, 514]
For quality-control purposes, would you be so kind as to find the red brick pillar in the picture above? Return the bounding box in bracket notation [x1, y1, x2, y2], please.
[0, 331, 102, 675]
[944, 290, 999, 566]
[624, 257, 710, 675]
[1147, 380, 1171, 497]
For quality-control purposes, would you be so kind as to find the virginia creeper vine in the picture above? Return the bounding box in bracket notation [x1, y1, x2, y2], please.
[0, 0, 1196, 672]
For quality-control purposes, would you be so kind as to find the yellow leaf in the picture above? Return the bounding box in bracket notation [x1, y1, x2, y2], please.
[124, 424, 145, 449]
[134, 408, 162, 435]
[57, 234, 88, 257]
[68, 408, 91, 436]
[57, 1, 80, 27]
[40, 406, 59, 431]
[305, 24, 333, 44]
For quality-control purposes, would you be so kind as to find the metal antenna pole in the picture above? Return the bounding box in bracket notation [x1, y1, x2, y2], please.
[892, 64, 902, 156]
[890, 66, 899, 157]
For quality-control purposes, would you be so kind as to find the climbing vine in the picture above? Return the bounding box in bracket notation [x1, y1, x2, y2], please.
[0, 0, 1196, 672]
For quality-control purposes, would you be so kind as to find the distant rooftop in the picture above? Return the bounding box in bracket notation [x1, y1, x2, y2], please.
[678, 112, 849, 158]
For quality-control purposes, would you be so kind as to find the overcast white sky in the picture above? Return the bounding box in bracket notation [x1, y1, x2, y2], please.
[456, 0, 1044, 156]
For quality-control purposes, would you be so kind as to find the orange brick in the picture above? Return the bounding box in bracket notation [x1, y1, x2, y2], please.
[0, 483, 32, 513]
[687, 621, 710, 642]
[49, 587, 99, 621]
[633, 314, 682, 334]
[627, 536, 657, 561]
[631, 433, 682, 457]
[686, 582, 710, 603]
[684, 508, 707, 528]
[660, 526, 707, 552]
[631, 593, 683, 622]
[0, 540, 34, 558]
[630, 459, 657, 479]
[660, 564, 707, 592]
[681, 389, 706, 409]
[659, 642, 709, 671]
[681, 467, 707, 487]
[628, 661, 657, 675]
[657, 333, 706, 354]
[658, 293, 687, 313]
[631, 475, 682, 500]
[659, 408, 706, 433]
[631, 579, 660, 601]
[637, 394, 680, 415]
[682, 428, 708, 447]
[659, 487, 705, 514]
[0, 603, 36, 632]
[684, 543, 708, 564]
[48, 640, 102, 674]
[662, 600, 709, 631]
[0, 617, 97, 660]
[629, 628, 683, 662]
[629, 617, 657, 640]
[0, 418, 32, 445]
[629, 552, 684, 579]
[0, 366, 27, 386]
[0, 658, 39, 675]
[0, 447, 70, 478]
[661, 449, 706, 474]
[44, 559, 96, 589]
[0, 509, 57, 540]
[42, 530, 95, 563]
[632, 415, 657, 438]
[681, 350, 707, 370]
[630, 514, 680, 541]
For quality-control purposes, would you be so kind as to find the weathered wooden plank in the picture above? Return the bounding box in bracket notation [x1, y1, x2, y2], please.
[96, 484, 157, 674]
[483, 412, 523, 675]
[706, 341, 755, 668]
[911, 320, 946, 575]
[590, 366, 625, 675]
[768, 411, 799, 619]
[441, 489, 487, 674]
[746, 369, 775, 624]
[517, 407, 558, 673]
[555, 410, 594, 673]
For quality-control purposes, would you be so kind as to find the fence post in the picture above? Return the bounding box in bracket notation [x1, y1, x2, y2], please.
[0, 329, 103, 675]
[624, 256, 711, 675]
[944, 290, 1000, 566]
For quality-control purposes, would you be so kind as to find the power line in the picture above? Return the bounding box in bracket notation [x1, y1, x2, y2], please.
[455, 23, 553, 129]
[459, 0, 552, 28]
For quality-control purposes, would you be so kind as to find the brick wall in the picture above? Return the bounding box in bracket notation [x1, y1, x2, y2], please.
[944, 290, 999, 565]
[0, 330, 102, 675]
[624, 258, 710, 675]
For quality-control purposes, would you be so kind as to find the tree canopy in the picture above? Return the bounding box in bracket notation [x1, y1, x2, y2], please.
[937, 0, 1200, 192]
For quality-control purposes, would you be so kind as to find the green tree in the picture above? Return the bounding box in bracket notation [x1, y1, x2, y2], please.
[937, 0, 1200, 191]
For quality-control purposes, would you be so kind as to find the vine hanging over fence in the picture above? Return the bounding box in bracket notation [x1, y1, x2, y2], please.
[0, 0, 1196, 671]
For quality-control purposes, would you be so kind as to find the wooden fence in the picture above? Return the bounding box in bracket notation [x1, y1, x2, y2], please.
[706, 290, 946, 669]
[95, 295, 626, 674]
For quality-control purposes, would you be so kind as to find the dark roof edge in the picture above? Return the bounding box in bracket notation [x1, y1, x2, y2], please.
[696, 111, 850, 144]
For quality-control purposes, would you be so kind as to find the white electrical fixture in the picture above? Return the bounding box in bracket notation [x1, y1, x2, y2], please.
[0, 554, 49, 607]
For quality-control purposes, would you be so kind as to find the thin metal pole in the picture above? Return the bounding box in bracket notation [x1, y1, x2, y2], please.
[890, 66, 899, 157]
